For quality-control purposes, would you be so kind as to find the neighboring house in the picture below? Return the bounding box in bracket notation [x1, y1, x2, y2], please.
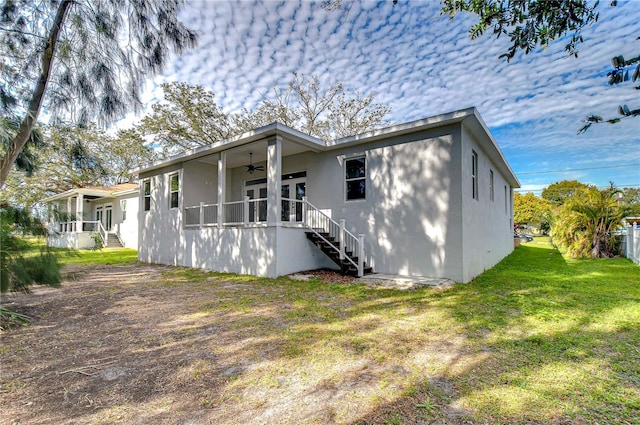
[43, 183, 139, 249]
[137, 107, 520, 283]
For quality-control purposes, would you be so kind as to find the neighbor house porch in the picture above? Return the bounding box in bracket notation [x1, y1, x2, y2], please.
[43, 184, 139, 249]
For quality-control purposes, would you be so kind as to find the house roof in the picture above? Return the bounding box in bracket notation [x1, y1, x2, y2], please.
[135, 107, 520, 188]
[42, 183, 139, 203]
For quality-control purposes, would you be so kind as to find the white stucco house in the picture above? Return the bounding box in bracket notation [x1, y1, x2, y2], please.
[43, 183, 139, 249]
[136, 107, 520, 283]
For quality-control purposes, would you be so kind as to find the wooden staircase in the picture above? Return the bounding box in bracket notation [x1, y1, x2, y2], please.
[106, 233, 123, 248]
[305, 229, 372, 277]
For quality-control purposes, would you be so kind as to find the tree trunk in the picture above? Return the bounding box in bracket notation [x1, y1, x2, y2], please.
[0, 0, 72, 187]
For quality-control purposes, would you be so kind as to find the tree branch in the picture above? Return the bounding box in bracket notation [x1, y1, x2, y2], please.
[0, 0, 73, 187]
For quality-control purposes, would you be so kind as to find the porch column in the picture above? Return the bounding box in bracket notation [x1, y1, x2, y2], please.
[217, 151, 226, 227]
[266, 136, 282, 226]
[66, 197, 72, 231]
[76, 194, 84, 232]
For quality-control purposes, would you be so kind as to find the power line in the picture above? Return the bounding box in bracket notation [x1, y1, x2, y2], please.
[516, 163, 640, 175]
[515, 183, 640, 193]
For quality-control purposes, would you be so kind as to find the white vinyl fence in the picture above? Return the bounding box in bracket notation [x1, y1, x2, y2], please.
[624, 223, 640, 265]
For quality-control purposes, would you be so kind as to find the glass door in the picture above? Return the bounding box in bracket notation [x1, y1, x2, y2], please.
[105, 206, 113, 231]
[246, 185, 267, 222]
[281, 178, 306, 222]
[96, 207, 103, 228]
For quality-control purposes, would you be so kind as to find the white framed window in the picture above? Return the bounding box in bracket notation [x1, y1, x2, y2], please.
[143, 180, 151, 212]
[121, 199, 127, 221]
[169, 173, 179, 209]
[489, 170, 494, 201]
[345, 156, 366, 201]
[472, 151, 479, 200]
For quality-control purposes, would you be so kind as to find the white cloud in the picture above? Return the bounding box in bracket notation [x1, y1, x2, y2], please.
[119, 0, 640, 189]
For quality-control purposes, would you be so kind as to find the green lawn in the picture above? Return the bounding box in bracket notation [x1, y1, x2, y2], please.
[10, 239, 639, 424]
[55, 246, 138, 265]
[21, 237, 138, 265]
[442, 243, 640, 423]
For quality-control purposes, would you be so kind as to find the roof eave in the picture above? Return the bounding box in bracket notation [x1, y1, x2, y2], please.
[326, 107, 477, 148]
[135, 122, 325, 175]
[462, 109, 521, 188]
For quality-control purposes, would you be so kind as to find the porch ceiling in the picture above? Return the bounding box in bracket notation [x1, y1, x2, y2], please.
[196, 139, 314, 168]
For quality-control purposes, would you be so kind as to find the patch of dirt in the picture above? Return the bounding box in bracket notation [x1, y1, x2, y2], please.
[0, 263, 476, 425]
[289, 268, 359, 284]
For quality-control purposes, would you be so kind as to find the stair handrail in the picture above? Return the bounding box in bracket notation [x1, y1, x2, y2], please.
[96, 221, 107, 248]
[302, 198, 359, 272]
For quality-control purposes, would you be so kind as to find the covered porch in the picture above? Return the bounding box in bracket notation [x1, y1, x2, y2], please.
[43, 184, 138, 249]
[158, 128, 370, 277]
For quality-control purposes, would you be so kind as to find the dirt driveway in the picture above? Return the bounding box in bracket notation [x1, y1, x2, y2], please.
[1, 263, 471, 425]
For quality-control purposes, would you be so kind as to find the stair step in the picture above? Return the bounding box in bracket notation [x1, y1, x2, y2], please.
[105, 234, 123, 248]
[306, 227, 372, 276]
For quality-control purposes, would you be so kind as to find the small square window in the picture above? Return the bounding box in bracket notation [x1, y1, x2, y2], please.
[345, 157, 366, 200]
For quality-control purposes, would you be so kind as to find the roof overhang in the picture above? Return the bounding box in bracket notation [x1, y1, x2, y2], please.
[461, 109, 521, 188]
[41, 185, 139, 203]
[134, 108, 520, 189]
[135, 122, 326, 175]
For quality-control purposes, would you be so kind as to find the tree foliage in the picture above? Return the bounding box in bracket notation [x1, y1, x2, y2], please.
[2, 125, 156, 209]
[138, 82, 239, 156]
[251, 73, 391, 141]
[620, 187, 640, 210]
[0, 205, 61, 295]
[0, 0, 197, 186]
[541, 180, 595, 205]
[136, 74, 391, 155]
[441, 0, 600, 61]
[550, 185, 631, 258]
[578, 49, 640, 133]
[513, 192, 552, 227]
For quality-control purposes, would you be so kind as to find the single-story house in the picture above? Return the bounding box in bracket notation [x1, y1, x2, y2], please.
[136, 107, 520, 283]
[43, 183, 139, 249]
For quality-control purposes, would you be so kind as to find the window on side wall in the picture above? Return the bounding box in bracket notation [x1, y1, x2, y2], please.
[504, 185, 508, 214]
[345, 156, 366, 201]
[143, 180, 151, 212]
[489, 170, 494, 201]
[472, 151, 479, 200]
[121, 200, 127, 221]
[169, 173, 179, 209]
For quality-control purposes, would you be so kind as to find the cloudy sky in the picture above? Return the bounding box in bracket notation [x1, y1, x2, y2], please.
[135, 0, 640, 193]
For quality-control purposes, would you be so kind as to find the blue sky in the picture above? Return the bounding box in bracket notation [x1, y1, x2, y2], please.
[132, 0, 640, 194]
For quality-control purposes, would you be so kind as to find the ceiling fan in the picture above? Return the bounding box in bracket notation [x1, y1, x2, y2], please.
[245, 152, 265, 174]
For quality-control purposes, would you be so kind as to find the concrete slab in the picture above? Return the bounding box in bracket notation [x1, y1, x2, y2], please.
[358, 273, 455, 290]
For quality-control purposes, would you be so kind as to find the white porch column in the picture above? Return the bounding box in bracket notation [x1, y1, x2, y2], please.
[266, 137, 282, 226]
[66, 197, 73, 231]
[217, 151, 226, 227]
[76, 194, 84, 232]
